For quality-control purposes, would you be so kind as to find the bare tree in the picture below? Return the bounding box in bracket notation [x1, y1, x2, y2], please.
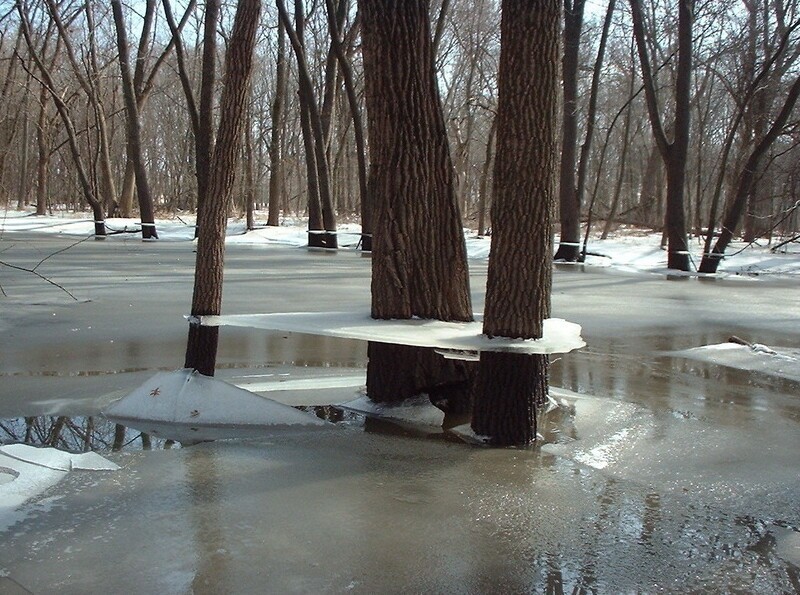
[630, 0, 694, 271]
[185, 0, 262, 375]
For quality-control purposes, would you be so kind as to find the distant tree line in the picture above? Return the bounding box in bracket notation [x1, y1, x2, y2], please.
[1, 0, 798, 261]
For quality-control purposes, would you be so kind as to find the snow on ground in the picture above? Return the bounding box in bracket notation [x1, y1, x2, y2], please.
[2, 209, 797, 277]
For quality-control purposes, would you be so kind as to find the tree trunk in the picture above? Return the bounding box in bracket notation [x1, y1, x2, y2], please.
[554, 0, 585, 262]
[112, 0, 158, 240]
[699, 74, 800, 273]
[470, 0, 561, 446]
[630, 0, 693, 271]
[267, 17, 288, 227]
[325, 0, 371, 250]
[359, 0, 474, 405]
[185, 0, 261, 375]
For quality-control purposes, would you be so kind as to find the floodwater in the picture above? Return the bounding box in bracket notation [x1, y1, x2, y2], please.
[1, 233, 799, 593]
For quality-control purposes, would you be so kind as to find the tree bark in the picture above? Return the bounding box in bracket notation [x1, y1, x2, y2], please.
[359, 0, 474, 405]
[471, 0, 561, 446]
[185, 0, 261, 375]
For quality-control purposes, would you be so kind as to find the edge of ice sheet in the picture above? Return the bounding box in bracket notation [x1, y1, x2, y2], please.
[201, 311, 585, 355]
[105, 369, 329, 441]
[670, 342, 800, 383]
[338, 395, 445, 428]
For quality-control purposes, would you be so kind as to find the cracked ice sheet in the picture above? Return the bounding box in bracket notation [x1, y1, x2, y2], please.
[669, 343, 800, 383]
[201, 311, 585, 355]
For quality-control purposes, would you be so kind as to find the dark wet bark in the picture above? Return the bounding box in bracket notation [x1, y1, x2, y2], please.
[359, 0, 474, 404]
[470, 0, 560, 447]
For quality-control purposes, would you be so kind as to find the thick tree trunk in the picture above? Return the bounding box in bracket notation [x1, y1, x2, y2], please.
[470, 0, 561, 446]
[185, 0, 261, 375]
[359, 0, 474, 405]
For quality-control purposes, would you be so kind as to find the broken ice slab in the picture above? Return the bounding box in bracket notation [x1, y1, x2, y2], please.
[338, 395, 445, 429]
[0, 444, 119, 472]
[104, 369, 329, 443]
[201, 311, 586, 355]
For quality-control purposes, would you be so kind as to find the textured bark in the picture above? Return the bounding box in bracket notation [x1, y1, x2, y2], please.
[360, 0, 472, 322]
[554, 0, 585, 263]
[471, 0, 561, 447]
[185, 0, 261, 375]
[359, 0, 473, 404]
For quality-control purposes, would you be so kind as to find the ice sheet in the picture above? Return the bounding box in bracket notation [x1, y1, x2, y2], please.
[201, 311, 586, 355]
[671, 342, 800, 383]
[338, 395, 445, 427]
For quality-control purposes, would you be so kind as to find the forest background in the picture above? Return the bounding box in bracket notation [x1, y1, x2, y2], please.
[0, 0, 799, 269]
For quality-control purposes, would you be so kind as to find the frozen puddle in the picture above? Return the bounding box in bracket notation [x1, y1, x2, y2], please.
[670, 342, 800, 382]
[105, 369, 329, 443]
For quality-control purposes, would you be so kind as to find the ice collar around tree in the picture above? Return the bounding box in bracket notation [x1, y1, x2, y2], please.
[198, 311, 585, 357]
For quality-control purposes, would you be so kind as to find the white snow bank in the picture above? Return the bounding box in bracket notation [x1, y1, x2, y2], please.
[671, 342, 800, 383]
[105, 369, 328, 443]
[338, 395, 445, 428]
[0, 444, 118, 533]
[201, 311, 586, 355]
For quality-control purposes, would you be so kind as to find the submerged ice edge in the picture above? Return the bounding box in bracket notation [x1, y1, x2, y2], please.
[199, 311, 586, 355]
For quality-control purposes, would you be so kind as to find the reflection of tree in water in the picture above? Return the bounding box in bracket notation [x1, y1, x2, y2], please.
[0, 416, 173, 451]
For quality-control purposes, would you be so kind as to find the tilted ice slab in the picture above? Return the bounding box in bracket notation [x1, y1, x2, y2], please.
[105, 369, 328, 443]
[0, 444, 118, 533]
[201, 311, 585, 356]
[670, 343, 800, 383]
[338, 395, 445, 428]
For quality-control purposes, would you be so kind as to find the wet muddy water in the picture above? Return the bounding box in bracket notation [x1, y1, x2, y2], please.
[1, 234, 798, 593]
